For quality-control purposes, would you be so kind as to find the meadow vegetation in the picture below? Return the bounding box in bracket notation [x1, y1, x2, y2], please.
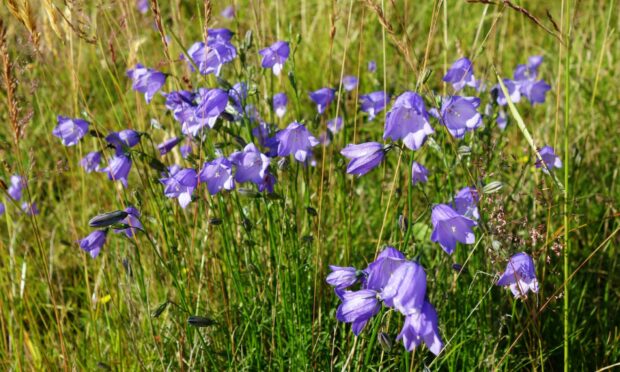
[0, 0, 618, 370]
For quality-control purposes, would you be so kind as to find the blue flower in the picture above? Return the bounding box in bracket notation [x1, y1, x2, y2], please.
[126, 64, 167, 103]
[430, 204, 476, 255]
[79, 230, 108, 258]
[497, 252, 539, 298]
[53, 116, 89, 146]
[443, 57, 477, 91]
[384, 92, 434, 150]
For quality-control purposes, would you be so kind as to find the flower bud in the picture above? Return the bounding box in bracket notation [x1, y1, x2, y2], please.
[483, 181, 503, 194]
[89, 210, 128, 228]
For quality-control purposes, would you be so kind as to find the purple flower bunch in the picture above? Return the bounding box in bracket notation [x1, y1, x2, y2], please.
[430, 187, 479, 255]
[0, 174, 38, 216]
[497, 252, 539, 298]
[488, 56, 551, 129]
[184, 29, 237, 76]
[327, 247, 444, 355]
[79, 207, 143, 258]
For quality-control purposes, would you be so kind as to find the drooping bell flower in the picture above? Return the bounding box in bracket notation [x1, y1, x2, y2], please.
[126, 64, 167, 103]
[380, 261, 426, 315]
[259, 41, 290, 76]
[229, 82, 248, 118]
[102, 154, 132, 187]
[368, 60, 377, 73]
[327, 117, 343, 134]
[165, 90, 197, 126]
[364, 246, 406, 291]
[342, 75, 358, 92]
[340, 142, 385, 176]
[137, 0, 148, 14]
[273, 93, 288, 118]
[535, 146, 562, 172]
[438, 96, 482, 139]
[8, 175, 25, 200]
[453, 186, 479, 220]
[383, 92, 434, 150]
[158, 137, 182, 156]
[207, 28, 234, 43]
[114, 206, 143, 238]
[229, 143, 272, 188]
[513, 56, 550, 105]
[497, 108, 508, 130]
[360, 91, 389, 121]
[275, 122, 319, 162]
[443, 57, 477, 91]
[221, 5, 235, 19]
[185, 33, 237, 76]
[183, 88, 229, 136]
[21, 202, 39, 216]
[397, 301, 444, 355]
[160, 167, 197, 208]
[180, 141, 193, 159]
[80, 151, 102, 173]
[430, 204, 476, 255]
[251, 122, 278, 157]
[336, 289, 381, 336]
[53, 116, 89, 146]
[491, 79, 521, 106]
[514, 55, 543, 81]
[79, 230, 108, 258]
[519, 79, 551, 105]
[106, 130, 141, 154]
[199, 157, 235, 195]
[326, 266, 363, 289]
[309, 88, 336, 114]
[0, 203, 4, 216]
[411, 162, 429, 185]
[497, 252, 539, 298]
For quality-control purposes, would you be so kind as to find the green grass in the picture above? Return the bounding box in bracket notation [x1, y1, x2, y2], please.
[0, 0, 619, 370]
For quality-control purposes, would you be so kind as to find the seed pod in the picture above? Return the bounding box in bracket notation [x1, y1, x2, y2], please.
[233, 135, 247, 148]
[483, 181, 503, 194]
[148, 158, 168, 173]
[458, 145, 471, 157]
[452, 263, 467, 274]
[187, 315, 216, 327]
[242, 217, 252, 232]
[151, 301, 169, 318]
[378, 332, 392, 352]
[209, 218, 223, 225]
[89, 210, 128, 228]
[244, 30, 253, 49]
[398, 214, 408, 232]
[288, 71, 297, 92]
[306, 206, 318, 217]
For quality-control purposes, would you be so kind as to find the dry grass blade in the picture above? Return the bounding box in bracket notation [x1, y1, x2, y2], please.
[363, 0, 417, 73]
[48, 2, 97, 44]
[203, 0, 212, 46]
[0, 20, 22, 144]
[467, 0, 564, 45]
[5, 0, 40, 48]
[150, 0, 172, 63]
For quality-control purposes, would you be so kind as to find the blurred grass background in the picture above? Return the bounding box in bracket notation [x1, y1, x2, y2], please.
[0, 0, 618, 370]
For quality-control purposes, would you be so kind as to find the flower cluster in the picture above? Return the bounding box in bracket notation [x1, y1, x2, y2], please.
[47, 12, 547, 358]
[327, 247, 443, 355]
[79, 208, 143, 258]
[0, 174, 39, 216]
